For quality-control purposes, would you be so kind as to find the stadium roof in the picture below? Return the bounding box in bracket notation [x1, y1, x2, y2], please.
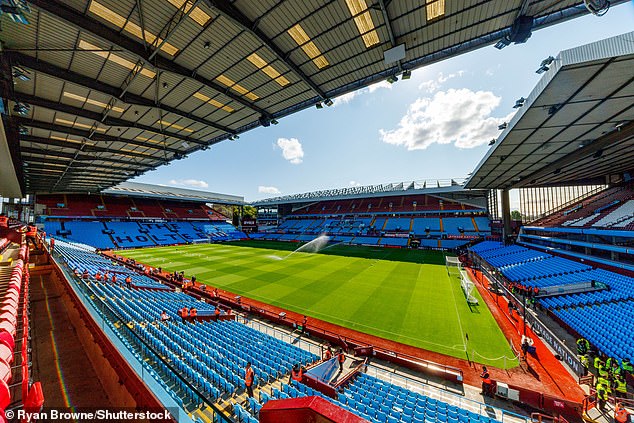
[102, 181, 243, 204]
[251, 178, 488, 207]
[0, 0, 623, 196]
[465, 31, 634, 190]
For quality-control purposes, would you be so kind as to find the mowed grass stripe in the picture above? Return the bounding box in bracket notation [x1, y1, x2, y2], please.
[122, 243, 517, 368]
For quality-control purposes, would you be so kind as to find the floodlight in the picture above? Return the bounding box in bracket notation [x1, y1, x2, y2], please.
[182, 141, 189, 148]
[315, 102, 323, 109]
[203, 41, 211, 49]
[513, 97, 525, 108]
[584, 0, 610, 16]
[13, 102, 30, 115]
[259, 116, 271, 127]
[229, 135, 239, 141]
[498, 122, 507, 130]
[324, 98, 333, 107]
[271, 119, 279, 125]
[535, 56, 555, 74]
[494, 37, 511, 50]
[386, 74, 398, 84]
[12, 66, 30, 81]
[488, 139, 496, 146]
[401, 70, 412, 80]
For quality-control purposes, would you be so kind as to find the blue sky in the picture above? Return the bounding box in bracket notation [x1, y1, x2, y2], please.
[135, 2, 634, 201]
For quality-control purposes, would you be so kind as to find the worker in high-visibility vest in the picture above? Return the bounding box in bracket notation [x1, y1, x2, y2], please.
[289, 364, 304, 383]
[323, 346, 333, 361]
[596, 381, 609, 412]
[244, 362, 255, 398]
[337, 348, 345, 373]
[622, 358, 633, 377]
[614, 375, 628, 398]
[577, 338, 590, 355]
[594, 356, 604, 371]
[615, 402, 630, 423]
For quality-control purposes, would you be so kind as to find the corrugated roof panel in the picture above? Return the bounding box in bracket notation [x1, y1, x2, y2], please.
[233, 0, 276, 19]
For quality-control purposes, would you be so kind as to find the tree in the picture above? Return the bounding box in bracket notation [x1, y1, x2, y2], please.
[232, 205, 257, 226]
[511, 210, 522, 221]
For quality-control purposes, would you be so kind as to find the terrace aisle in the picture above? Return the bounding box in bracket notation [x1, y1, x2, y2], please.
[30, 273, 112, 408]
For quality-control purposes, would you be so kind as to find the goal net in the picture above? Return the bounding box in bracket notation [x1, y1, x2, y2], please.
[445, 256, 462, 278]
[192, 237, 212, 244]
[460, 269, 479, 305]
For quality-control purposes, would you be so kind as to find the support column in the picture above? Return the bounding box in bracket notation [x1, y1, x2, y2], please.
[501, 189, 512, 243]
[238, 205, 243, 230]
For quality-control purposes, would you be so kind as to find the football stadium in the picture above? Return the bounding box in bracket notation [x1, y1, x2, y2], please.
[0, 1, 633, 423]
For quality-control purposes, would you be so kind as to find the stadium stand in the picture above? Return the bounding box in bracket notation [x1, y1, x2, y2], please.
[532, 184, 634, 228]
[254, 374, 510, 423]
[470, 240, 634, 367]
[44, 216, 246, 250]
[38, 194, 220, 220]
[52, 240, 318, 413]
[61, 221, 116, 249]
[251, 193, 489, 250]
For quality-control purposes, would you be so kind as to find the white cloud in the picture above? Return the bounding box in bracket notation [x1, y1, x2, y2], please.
[379, 88, 515, 150]
[349, 181, 362, 187]
[335, 91, 359, 105]
[368, 80, 393, 93]
[258, 186, 281, 194]
[333, 80, 392, 106]
[418, 71, 464, 93]
[168, 179, 209, 188]
[276, 137, 304, 164]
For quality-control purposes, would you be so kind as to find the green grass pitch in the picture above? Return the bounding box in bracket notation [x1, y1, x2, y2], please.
[121, 241, 517, 368]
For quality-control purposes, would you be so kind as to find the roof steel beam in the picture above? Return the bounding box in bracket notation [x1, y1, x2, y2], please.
[21, 134, 157, 160]
[205, 0, 327, 100]
[8, 52, 235, 135]
[24, 162, 132, 176]
[517, 121, 634, 188]
[20, 146, 147, 166]
[12, 116, 182, 154]
[10, 92, 203, 146]
[30, 0, 270, 117]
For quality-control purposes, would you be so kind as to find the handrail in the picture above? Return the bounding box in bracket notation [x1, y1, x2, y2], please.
[51, 251, 233, 423]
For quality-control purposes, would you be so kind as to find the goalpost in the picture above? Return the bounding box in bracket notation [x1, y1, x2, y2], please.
[446, 256, 479, 305]
[460, 270, 479, 305]
[192, 237, 212, 244]
[445, 256, 462, 277]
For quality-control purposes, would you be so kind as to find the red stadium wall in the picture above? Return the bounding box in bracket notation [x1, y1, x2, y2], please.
[259, 396, 369, 423]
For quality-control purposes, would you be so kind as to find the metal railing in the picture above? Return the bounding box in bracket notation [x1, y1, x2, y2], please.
[364, 365, 530, 423]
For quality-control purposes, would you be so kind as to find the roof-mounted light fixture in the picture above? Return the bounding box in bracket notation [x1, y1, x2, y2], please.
[513, 97, 526, 108]
[536, 56, 555, 74]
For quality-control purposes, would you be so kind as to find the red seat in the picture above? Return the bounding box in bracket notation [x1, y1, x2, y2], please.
[3, 292, 18, 304]
[0, 332, 13, 351]
[0, 307, 14, 317]
[0, 358, 10, 384]
[24, 382, 44, 415]
[0, 344, 12, 366]
[1, 298, 18, 309]
[0, 322, 15, 337]
[0, 379, 10, 410]
[0, 313, 16, 329]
